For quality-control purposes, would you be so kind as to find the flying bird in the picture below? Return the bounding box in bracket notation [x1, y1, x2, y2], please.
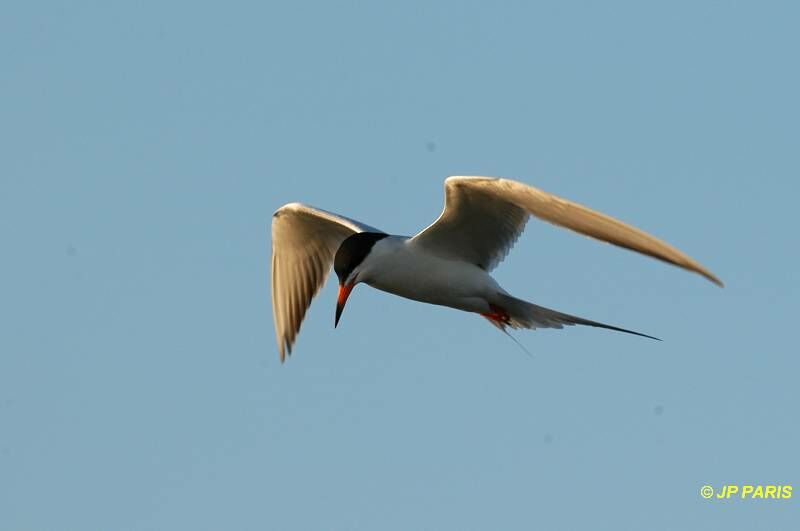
[271, 176, 722, 361]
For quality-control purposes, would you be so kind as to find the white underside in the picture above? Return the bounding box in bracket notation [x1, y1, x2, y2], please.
[356, 236, 505, 314]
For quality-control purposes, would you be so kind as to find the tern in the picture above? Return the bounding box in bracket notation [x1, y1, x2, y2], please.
[271, 176, 721, 361]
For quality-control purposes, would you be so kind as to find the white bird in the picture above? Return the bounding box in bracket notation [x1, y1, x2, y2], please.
[271, 176, 722, 361]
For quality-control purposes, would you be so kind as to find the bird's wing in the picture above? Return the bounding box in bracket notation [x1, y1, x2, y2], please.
[271, 203, 383, 361]
[410, 176, 722, 286]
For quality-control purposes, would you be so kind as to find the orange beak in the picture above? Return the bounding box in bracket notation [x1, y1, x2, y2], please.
[335, 281, 355, 328]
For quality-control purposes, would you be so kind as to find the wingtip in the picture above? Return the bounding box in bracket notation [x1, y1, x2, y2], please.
[701, 271, 724, 288]
[278, 340, 291, 364]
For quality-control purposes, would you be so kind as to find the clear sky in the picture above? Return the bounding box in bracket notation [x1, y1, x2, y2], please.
[2, 1, 798, 530]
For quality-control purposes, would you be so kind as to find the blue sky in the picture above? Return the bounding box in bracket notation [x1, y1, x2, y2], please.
[1, 1, 798, 529]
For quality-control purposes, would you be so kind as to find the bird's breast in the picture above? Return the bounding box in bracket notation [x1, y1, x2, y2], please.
[361, 239, 499, 312]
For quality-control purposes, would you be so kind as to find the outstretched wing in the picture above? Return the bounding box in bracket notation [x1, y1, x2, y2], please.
[411, 176, 722, 286]
[271, 203, 382, 361]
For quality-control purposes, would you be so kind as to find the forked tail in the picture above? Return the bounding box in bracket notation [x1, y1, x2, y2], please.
[482, 293, 660, 341]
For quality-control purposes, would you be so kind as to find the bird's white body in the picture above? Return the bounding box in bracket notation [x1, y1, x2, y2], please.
[358, 236, 502, 314]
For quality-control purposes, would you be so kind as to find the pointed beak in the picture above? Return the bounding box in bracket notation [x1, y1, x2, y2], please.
[335, 281, 355, 328]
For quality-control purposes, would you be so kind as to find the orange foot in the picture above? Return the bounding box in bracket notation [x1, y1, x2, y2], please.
[480, 303, 511, 326]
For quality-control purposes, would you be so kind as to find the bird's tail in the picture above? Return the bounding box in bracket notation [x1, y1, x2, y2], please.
[483, 293, 660, 341]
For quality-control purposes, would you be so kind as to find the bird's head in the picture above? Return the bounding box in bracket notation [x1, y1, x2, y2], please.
[333, 232, 388, 327]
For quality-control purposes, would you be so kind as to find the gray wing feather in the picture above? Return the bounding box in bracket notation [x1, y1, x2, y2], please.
[271, 203, 381, 361]
[411, 176, 722, 286]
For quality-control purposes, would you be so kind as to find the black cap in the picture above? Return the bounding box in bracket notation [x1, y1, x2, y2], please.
[334, 232, 388, 283]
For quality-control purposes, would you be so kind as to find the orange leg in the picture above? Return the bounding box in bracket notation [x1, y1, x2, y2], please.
[480, 303, 511, 326]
